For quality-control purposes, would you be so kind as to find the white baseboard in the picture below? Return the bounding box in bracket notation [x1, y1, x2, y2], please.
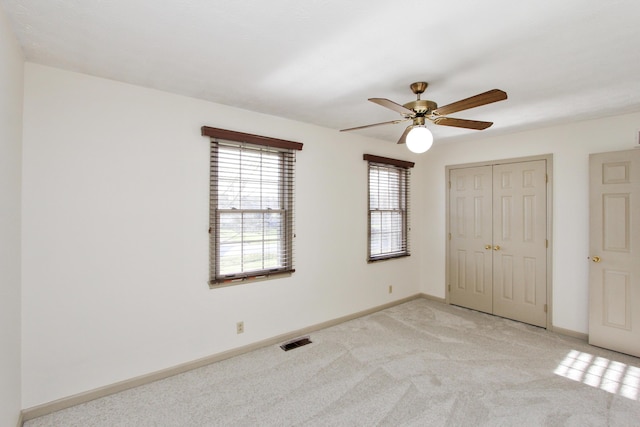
[417, 292, 446, 304]
[550, 325, 588, 341]
[21, 294, 421, 423]
[20, 293, 588, 424]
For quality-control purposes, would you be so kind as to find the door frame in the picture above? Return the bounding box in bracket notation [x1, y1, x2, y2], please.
[445, 153, 554, 328]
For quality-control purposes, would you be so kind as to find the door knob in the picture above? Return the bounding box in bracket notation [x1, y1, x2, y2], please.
[485, 244, 492, 250]
[591, 256, 601, 263]
[493, 245, 501, 251]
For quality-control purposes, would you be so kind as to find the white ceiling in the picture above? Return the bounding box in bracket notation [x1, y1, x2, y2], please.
[3, 0, 640, 145]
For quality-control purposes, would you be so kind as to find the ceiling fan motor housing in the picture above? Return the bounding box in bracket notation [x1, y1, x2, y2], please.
[403, 99, 437, 115]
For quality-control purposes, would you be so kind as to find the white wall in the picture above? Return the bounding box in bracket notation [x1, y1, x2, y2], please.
[21, 63, 424, 408]
[417, 113, 640, 334]
[0, 5, 23, 426]
[21, 61, 640, 410]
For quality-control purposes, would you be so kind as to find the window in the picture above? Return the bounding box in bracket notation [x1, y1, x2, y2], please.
[203, 126, 302, 286]
[364, 154, 414, 262]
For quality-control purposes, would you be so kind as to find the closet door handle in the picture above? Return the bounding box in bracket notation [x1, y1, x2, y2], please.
[493, 245, 501, 251]
[485, 244, 492, 250]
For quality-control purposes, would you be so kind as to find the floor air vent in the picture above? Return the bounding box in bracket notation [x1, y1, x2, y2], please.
[280, 336, 312, 351]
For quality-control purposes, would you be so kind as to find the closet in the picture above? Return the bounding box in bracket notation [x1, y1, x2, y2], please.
[447, 157, 550, 328]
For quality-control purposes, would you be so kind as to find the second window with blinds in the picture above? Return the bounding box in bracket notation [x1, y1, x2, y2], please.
[364, 154, 415, 262]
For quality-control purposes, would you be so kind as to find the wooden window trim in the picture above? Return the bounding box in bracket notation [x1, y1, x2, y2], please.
[202, 126, 303, 151]
[363, 154, 414, 169]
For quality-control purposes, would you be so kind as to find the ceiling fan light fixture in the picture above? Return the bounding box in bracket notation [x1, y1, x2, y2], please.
[406, 126, 433, 153]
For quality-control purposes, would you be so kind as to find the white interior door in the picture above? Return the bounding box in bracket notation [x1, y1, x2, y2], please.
[449, 166, 493, 314]
[589, 149, 640, 357]
[492, 160, 548, 327]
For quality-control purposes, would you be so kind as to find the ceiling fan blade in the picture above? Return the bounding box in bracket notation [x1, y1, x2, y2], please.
[340, 118, 408, 132]
[396, 125, 413, 144]
[433, 117, 493, 130]
[433, 89, 507, 116]
[369, 98, 415, 116]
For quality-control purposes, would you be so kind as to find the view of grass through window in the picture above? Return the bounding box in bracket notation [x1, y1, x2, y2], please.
[217, 145, 285, 276]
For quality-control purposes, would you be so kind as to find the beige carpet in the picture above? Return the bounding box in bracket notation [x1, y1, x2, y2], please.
[25, 298, 640, 426]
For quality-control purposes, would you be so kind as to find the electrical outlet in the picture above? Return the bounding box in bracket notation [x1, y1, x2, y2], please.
[388, 285, 393, 294]
[236, 321, 244, 334]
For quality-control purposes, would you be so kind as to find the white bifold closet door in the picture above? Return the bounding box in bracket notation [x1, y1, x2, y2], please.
[449, 160, 548, 328]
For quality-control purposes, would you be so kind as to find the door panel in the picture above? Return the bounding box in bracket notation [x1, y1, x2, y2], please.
[589, 149, 640, 357]
[449, 166, 493, 313]
[492, 160, 547, 327]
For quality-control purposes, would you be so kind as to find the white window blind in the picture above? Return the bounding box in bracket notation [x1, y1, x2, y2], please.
[364, 154, 414, 262]
[203, 126, 302, 286]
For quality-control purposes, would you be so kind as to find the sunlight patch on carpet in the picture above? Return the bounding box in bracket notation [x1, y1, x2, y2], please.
[554, 350, 640, 401]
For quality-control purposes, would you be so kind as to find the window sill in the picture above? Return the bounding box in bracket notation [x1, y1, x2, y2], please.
[367, 253, 410, 263]
[209, 269, 295, 289]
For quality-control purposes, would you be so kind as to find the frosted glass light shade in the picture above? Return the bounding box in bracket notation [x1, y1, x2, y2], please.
[405, 126, 433, 153]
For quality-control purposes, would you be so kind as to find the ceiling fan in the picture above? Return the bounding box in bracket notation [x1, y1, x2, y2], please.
[341, 82, 508, 153]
